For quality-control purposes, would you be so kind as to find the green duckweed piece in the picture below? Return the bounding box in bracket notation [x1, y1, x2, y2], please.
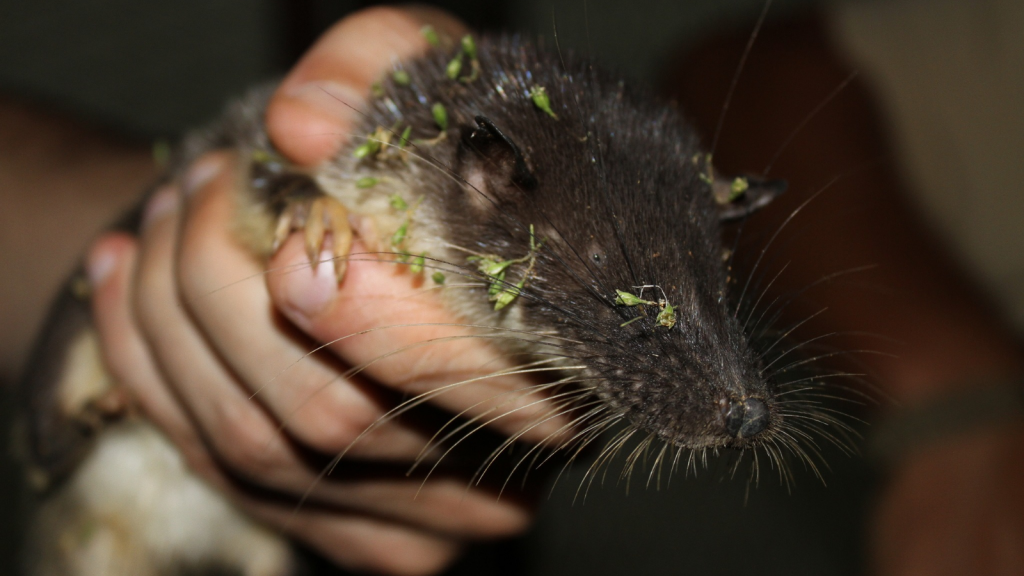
[355, 176, 378, 189]
[473, 257, 515, 277]
[493, 278, 526, 311]
[393, 70, 411, 86]
[729, 177, 749, 201]
[399, 125, 412, 147]
[371, 82, 385, 98]
[432, 102, 448, 131]
[432, 272, 446, 284]
[446, 57, 462, 80]
[530, 85, 558, 119]
[391, 222, 408, 247]
[486, 271, 507, 296]
[251, 148, 271, 163]
[390, 194, 408, 211]
[353, 139, 381, 159]
[410, 254, 426, 274]
[461, 34, 477, 59]
[656, 303, 677, 328]
[614, 290, 653, 307]
[421, 25, 440, 47]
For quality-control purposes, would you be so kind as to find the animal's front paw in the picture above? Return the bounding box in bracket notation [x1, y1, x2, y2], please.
[273, 195, 352, 282]
[249, 153, 353, 282]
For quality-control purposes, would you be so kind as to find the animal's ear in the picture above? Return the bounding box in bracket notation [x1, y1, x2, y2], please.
[459, 115, 538, 191]
[713, 175, 787, 221]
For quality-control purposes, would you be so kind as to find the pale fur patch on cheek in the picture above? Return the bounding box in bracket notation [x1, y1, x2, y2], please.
[464, 168, 494, 214]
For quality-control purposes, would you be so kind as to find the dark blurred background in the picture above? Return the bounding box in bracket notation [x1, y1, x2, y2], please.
[3, 0, 1022, 574]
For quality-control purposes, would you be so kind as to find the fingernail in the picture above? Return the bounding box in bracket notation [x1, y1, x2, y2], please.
[286, 81, 365, 129]
[282, 247, 337, 321]
[182, 155, 225, 196]
[140, 186, 179, 231]
[87, 244, 118, 287]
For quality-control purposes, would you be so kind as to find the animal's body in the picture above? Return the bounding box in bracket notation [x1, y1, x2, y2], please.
[16, 34, 811, 575]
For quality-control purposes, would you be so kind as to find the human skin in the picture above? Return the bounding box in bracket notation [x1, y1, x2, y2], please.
[85, 7, 548, 576]
[12, 5, 1022, 576]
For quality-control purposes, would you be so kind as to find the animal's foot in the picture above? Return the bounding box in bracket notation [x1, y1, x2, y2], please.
[273, 195, 352, 282]
[249, 152, 353, 282]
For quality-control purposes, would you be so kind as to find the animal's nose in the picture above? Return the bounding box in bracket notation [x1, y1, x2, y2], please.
[724, 397, 769, 438]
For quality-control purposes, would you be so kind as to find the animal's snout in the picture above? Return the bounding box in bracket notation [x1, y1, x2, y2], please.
[724, 397, 770, 439]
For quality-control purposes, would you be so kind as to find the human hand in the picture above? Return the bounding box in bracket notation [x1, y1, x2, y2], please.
[85, 7, 559, 575]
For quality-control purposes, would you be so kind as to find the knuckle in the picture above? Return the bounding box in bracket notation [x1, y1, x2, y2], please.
[286, 398, 375, 455]
[207, 401, 283, 480]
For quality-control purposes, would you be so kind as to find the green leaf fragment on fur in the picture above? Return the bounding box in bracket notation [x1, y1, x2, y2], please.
[614, 290, 652, 306]
[353, 139, 380, 159]
[493, 278, 526, 311]
[371, 82, 385, 98]
[389, 194, 408, 211]
[432, 102, 448, 131]
[461, 34, 477, 59]
[355, 177, 378, 189]
[446, 57, 462, 80]
[393, 70, 411, 86]
[421, 25, 440, 47]
[391, 222, 408, 247]
[487, 271, 506, 296]
[399, 126, 412, 147]
[251, 148, 271, 163]
[530, 86, 558, 119]
[656, 303, 676, 328]
[476, 257, 514, 277]
[729, 177, 749, 201]
[410, 254, 426, 274]
[432, 272, 445, 284]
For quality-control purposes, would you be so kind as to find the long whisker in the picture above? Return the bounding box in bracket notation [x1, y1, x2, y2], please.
[709, 0, 773, 155]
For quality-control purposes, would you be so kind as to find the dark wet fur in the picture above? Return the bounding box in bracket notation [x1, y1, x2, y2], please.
[15, 34, 854, 576]
[348, 36, 780, 454]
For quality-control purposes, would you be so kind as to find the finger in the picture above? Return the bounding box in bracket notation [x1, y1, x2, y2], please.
[132, 165, 313, 490]
[173, 155, 537, 536]
[241, 500, 463, 576]
[87, 229, 224, 485]
[87, 196, 531, 553]
[267, 235, 576, 445]
[281, 473, 534, 539]
[175, 153, 429, 458]
[267, 6, 468, 165]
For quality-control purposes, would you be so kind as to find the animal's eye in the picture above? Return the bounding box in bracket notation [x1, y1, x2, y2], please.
[592, 253, 605, 265]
